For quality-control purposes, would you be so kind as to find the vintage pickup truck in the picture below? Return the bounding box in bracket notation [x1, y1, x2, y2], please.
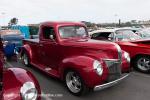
[21, 21, 130, 96]
[0, 38, 41, 100]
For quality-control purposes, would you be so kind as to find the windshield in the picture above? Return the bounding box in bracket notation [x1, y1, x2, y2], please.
[115, 29, 141, 41]
[59, 26, 88, 39]
[138, 29, 150, 38]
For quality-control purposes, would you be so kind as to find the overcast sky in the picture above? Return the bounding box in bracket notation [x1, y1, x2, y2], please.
[0, 0, 150, 25]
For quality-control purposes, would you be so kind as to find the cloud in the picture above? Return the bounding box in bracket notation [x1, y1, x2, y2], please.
[0, 0, 150, 25]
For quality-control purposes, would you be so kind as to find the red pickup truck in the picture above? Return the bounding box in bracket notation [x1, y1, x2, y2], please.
[21, 21, 130, 96]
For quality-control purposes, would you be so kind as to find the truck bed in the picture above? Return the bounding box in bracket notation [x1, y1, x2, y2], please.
[23, 39, 39, 44]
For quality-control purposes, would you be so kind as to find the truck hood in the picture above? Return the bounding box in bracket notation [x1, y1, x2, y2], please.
[62, 39, 118, 50]
[61, 39, 121, 59]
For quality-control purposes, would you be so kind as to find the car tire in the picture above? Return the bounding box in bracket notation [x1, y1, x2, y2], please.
[65, 70, 89, 96]
[22, 52, 30, 67]
[134, 55, 150, 73]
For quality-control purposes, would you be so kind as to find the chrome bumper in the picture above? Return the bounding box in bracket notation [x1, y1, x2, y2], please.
[94, 74, 129, 91]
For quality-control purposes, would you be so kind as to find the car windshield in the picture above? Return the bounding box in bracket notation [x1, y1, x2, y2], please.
[115, 29, 141, 41]
[138, 29, 150, 38]
[59, 26, 88, 39]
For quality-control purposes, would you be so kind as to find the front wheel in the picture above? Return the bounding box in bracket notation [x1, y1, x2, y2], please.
[134, 55, 150, 73]
[65, 71, 89, 96]
[22, 52, 30, 67]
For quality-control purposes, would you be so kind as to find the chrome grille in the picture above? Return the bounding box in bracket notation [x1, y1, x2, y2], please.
[113, 43, 122, 61]
[104, 59, 121, 82]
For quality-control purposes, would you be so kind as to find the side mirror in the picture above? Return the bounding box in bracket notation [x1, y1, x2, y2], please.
[49, 35, 54, 39]
[49, 35, 56, 42]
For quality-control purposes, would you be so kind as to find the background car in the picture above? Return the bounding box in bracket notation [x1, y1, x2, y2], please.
[0, 30, 25, 58]
[0, 37, 41, 100]
[133, 28, 150, 38]
[90, 28, 150, 73]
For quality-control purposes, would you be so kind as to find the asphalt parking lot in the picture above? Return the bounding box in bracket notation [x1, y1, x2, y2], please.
[5, 60, 150, 100]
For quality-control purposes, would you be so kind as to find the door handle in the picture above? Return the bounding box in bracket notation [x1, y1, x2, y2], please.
[40, 44, 43, 47]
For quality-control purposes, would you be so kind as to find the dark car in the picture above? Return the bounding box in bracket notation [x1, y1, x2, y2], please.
[0, 30, 24, 58]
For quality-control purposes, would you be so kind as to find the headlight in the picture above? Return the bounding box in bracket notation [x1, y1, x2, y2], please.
[20, 82, 38, 100]
[93, 60, 103, 76]
[2, 41, 8, 47]
[124, 52, 130, 63]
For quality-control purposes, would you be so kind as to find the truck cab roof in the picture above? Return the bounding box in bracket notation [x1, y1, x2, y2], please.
[40, 21, 86, 27]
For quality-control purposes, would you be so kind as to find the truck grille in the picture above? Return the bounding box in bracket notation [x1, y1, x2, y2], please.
[104, 59, 121, 82]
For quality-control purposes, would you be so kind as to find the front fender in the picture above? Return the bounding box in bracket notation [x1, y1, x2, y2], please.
[59, 56, 108, 88]
[2, 68, 41, 100]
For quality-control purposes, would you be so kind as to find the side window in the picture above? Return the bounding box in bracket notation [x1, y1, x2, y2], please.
[42, 26, 56, 40]
[91, 32, 113, 41]
[108, 32, 114, 40]
[115, 32, 124, 41]
[91, 33, 99, 38]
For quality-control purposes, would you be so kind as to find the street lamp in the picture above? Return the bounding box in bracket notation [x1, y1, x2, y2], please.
[114, 14, 121, 27]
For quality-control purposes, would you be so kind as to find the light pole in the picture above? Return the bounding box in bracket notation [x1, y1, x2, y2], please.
[114, 14, 121, 27]
[114, 14, 118, 27]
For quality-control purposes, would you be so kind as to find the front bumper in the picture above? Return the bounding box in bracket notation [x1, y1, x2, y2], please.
[94, 74, 129, 91]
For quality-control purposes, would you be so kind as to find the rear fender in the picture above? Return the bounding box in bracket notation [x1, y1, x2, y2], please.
[21, 44, 32, 60]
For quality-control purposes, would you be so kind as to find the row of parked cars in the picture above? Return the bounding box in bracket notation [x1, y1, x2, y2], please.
[0, 21, 150, 99]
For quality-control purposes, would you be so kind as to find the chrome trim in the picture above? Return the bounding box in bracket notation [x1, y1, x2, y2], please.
[104, 59, 120, 68]
[94, 74, 129, 91]
[103, 59, 120, 62]
[113, 43, 122, 62]
[104, 59, 122, 81]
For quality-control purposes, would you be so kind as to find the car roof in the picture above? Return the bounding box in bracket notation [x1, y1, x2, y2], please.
[40, 21, 85, 27]
[89, 27, 136, 35]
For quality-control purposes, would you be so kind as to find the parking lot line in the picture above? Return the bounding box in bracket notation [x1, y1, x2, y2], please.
[5, 62, 14, 68]
[41, 92, 53, 100]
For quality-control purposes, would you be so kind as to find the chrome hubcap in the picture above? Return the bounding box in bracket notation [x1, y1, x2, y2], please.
[137, 57, 150, 71]
[66, 72, 82, 93]
[23, 54, 28, 65]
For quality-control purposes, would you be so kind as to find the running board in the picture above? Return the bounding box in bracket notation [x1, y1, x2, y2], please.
[30, 62, 60, 78]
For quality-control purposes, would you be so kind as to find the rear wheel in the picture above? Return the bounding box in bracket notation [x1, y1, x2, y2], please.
[134, 55, 150, 73]
[65, 70, 89, 96]
[22, 52, 30, 67]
